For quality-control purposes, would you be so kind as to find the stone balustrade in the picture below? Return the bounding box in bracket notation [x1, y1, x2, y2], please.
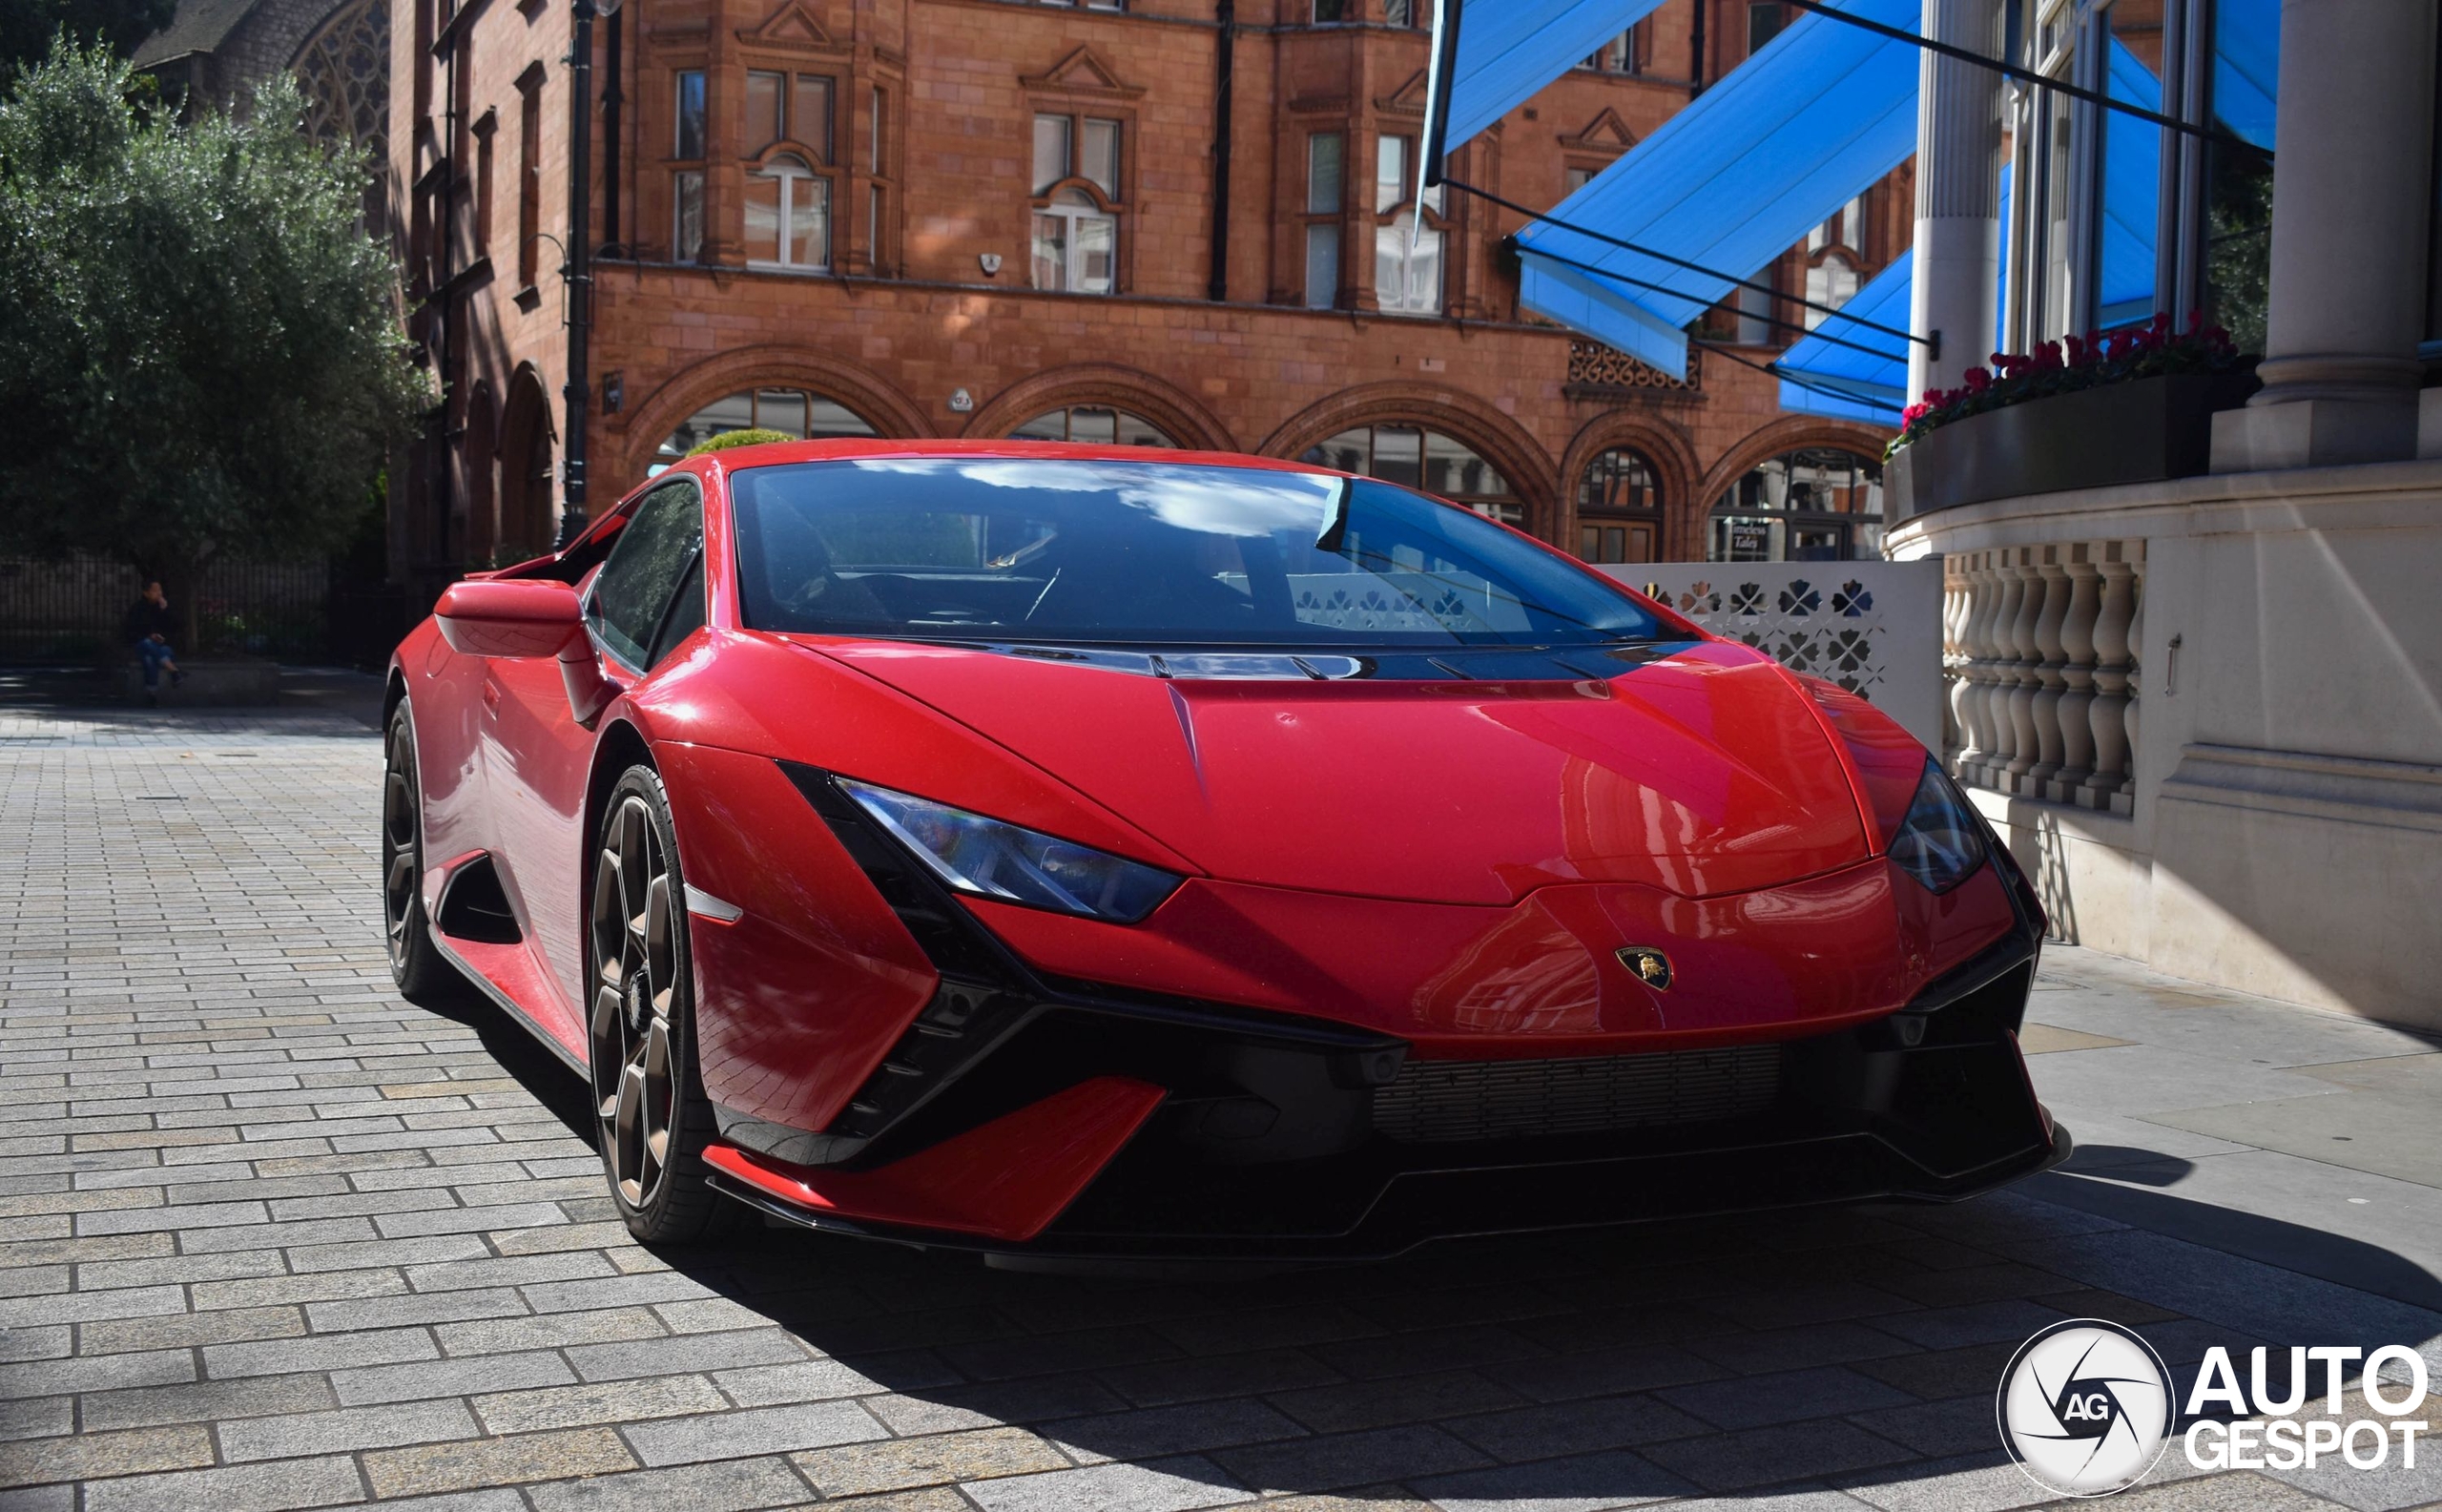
[1940, 540, 2143, 816]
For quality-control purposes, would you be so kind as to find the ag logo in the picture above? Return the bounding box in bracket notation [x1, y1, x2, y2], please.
[1997, 1319, 2175, 1497]
[1616, 946, 1672, 991]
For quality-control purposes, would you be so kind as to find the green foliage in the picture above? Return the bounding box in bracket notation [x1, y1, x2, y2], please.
[686, 427, 795, 456]
[0, 0, 176, 79]
[0, 40, 425, 586]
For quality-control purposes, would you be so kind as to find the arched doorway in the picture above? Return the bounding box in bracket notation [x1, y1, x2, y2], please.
[1573, 445, 1666, 564]
[650, 386, 880, 474]
[1707, 447, 1884, 562]
[1299, 424, 1524, 527]
[496, 369, 557, 560]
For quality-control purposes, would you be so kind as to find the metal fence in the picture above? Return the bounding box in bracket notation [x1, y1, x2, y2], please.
[0, 554, 371, 665]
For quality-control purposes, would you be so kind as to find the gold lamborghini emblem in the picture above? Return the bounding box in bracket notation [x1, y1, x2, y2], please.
[1617, 946, 1673, 991]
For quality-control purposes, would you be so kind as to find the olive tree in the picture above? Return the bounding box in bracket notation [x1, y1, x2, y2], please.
[0, 42, 426, 643]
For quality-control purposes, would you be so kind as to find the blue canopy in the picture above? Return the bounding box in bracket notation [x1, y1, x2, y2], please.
[2214, 0, 2279, 151]
[1512, 0, 1921, 377]
[1773, 253, 1915, 422]
[1438, 0, 1673, 152]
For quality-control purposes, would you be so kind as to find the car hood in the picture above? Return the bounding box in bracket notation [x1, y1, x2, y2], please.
[804, 638, 1872, 905]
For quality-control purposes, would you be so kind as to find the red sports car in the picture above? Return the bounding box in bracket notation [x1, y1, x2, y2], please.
[385, 440, 2066, 1256]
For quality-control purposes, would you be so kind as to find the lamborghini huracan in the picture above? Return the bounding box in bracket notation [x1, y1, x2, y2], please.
[384, 440, 2067, 1256]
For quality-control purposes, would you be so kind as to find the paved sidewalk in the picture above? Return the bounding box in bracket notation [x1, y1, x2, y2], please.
[3, 692, 2439, 1512]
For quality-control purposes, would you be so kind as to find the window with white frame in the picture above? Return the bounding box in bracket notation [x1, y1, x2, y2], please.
[1030, 112, 1122, 294]
[1304, 131, 1343, 309]
[745, 155, 830, 270]
[1803, 254, 1859, 327]
[1372, 135, 1443, 316]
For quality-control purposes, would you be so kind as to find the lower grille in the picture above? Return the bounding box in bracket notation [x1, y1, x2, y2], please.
[1372, 1045, 1783, 1144]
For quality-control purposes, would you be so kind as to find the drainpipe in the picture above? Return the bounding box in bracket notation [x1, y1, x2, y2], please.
[603, 6, 624, 257]
[1210, 0, 1234, 303]
[560, 0, 599, 547]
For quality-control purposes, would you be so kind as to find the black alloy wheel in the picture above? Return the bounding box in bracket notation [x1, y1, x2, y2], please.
[383, 705, 456, 1003]
[588, 766, 724, 1242]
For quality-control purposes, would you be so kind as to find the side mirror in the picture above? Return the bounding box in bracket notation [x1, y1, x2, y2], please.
[433, 580, 619, 724]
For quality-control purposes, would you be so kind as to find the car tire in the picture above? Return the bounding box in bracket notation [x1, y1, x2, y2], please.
[588, 765, 728, 1244]
[383, 704, 459, 1005]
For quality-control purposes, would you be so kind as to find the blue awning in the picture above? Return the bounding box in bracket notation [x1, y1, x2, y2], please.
[1773, 253, 1915, 422]
[2214, 0, 2279, 152]
[1439, 0, 1672, 152]
[1512, 0, 1921, 377]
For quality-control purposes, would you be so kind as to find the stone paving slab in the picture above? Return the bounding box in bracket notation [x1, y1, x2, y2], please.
[0, 694, 2435, 1511]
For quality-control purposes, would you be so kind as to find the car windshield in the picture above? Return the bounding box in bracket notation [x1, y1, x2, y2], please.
[729, 457, 1667, 648]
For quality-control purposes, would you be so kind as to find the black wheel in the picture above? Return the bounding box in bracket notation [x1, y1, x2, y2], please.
[588, 767, 725, 1243]
[383, 705, 458, 1003]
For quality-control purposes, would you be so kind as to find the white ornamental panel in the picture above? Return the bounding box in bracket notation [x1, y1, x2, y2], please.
[1598, 561, 1945, 753]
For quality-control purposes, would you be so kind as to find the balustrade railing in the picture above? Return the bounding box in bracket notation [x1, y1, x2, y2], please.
[1941, 541, 2142, 816]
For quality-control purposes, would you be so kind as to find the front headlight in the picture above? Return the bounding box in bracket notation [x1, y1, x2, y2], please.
[1888, 759, 1990, 894]
[839, 779, 1182, 923]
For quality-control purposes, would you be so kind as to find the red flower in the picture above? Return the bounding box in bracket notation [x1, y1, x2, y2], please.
[1964, 367, 1993, 392]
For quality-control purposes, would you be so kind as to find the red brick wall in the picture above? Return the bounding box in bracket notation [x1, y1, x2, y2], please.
[393, 0, 1897, 581]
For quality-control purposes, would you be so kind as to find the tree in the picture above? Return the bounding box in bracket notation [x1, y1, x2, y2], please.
[0, 41, 425, 646]
[0, 0, 176, 81]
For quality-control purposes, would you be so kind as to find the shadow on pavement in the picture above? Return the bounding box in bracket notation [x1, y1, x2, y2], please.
[435, 973, 2442, 1504]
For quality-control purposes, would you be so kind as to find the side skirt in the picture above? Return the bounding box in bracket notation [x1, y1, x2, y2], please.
[425, 925, 590, 1079]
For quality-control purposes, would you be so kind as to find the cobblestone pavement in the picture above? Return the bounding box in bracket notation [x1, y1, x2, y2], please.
[3, 694, 2440, 1512]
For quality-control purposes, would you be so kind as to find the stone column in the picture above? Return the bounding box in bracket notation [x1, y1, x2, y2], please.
[2025, 548, 2071, 789]
[2002, 553, 2044, 787]
[1902, 0, 2002, 476]
[2211, 0, 2437, 470]
[2081, 548, 2136, 810]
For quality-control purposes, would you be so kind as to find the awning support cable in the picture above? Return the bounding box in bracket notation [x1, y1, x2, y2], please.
[1443, 176, 1937, 351]
[1777, 0, 2266, 154]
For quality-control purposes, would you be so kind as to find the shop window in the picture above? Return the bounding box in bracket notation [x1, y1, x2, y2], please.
[1303, 425, 1521, 526]
[1007, 406, 1175, 445]
[653, 388, 879, 473]
[1576, 446, 1663, 564]
[1707, 447, 1882, 563]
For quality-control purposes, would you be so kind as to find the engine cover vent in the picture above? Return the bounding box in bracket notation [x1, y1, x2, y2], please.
[1372, 1045, 1782, 1144]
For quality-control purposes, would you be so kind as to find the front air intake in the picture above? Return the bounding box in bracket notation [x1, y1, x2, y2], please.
[1372, 1045, 1782, 1144]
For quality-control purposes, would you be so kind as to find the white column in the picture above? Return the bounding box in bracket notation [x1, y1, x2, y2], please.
[1902, 0, 2003, 458]
[2211, 0, 2438, 471]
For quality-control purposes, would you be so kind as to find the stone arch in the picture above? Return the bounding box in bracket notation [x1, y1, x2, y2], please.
[497, 364, 558, 560]
[616, 345, 933, 483]
[1694, 415, 1894, 562]
[1557, 411, 1702, 562]
[962, 364, 1237, 452]
[1258, 382, 1560, 540]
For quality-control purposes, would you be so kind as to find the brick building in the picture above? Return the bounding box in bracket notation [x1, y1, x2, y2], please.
[390, 0, 1900, 592]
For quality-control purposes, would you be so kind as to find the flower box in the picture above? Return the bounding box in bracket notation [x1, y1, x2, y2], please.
[1891, 371, 2261, 518]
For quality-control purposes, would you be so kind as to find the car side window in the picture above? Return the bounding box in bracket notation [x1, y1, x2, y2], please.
[587, 480, 702, 670]
[647, 553, 707, 669]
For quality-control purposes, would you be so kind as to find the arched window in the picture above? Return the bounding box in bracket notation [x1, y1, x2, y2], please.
[1008, 407, 1174, 445]
[1708, 447, 1884, 562]
[652, 387, 878, 473]
[293, 0, 388, 154]
[745, 155, 830, 271]
[1575, 446, 1664, 564]
[1032, 188, 1117, 294]
[1303, 425, 1521, 526]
